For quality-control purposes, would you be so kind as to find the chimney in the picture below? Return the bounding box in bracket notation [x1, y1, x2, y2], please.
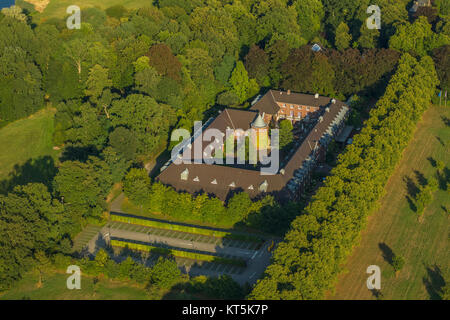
[315, 93, 319, 99]
[331, 98, 336, 104]
[287, 89, 291, 95]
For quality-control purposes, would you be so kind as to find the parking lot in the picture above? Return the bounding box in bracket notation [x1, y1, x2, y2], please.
[91, 221, 278, 284]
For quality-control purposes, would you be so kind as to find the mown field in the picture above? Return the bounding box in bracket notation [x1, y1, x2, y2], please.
[0, 270, 151, 300]
[329, 105, 449, 300]
[0, 108, 56, 184]
[23, 0, 150, 20]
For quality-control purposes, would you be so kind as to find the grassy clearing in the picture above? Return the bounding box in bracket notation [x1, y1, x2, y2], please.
[27, 0, 150, 21]
[0, 269, 151, 300]
[329, 105, 449, 300]
[0, 108, 57, 183]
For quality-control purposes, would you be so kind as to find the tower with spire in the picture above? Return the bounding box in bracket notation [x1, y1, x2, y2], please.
[251, 112, 270, 151]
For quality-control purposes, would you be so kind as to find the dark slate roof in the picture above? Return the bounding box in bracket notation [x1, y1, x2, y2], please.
[157, 93, 349, 201]
[250, 90, 280, 115]
[250, 90, 343, 115]
[208, 108, 258, 132]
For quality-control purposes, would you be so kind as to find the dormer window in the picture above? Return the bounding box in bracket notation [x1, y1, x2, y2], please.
[229, 182, 236, 187]
[180, 168, 189, 181]
[211, 179, 217, 184]
[259, 180, 268, 192]
[248, 185, 254, 190]
[193, 176, 199, 182]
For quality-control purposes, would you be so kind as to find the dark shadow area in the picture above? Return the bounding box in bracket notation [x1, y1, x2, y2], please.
[0, 156, 57, 194]
[441, 116, 450, 127]
[414, 170, 428, 187]
[406, 195, 418, 212]
[59, 144, 99, 162]
[436, 136, 446, 147]
[438, 167, 450, 191]
[427, 156, 437, 167]
[404, 175, 420, 198]
[370, 289, 384, 300]
[148, 150, 171, 179]
[422, 264, 445, 300]
[378, 242, 394, 265]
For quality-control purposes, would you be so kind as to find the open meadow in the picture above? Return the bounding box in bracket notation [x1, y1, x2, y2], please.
[0, 270, 151, 300]
[0, 108, 57, 190]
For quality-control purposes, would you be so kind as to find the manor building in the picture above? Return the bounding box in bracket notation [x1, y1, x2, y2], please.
[157, 90, 350, 201]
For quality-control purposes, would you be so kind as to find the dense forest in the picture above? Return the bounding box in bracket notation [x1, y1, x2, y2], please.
[0, 0, 448, 296]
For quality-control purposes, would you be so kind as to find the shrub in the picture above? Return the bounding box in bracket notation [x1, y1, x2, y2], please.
[149, 257, 181, 289]
[392, 255, 405, 272]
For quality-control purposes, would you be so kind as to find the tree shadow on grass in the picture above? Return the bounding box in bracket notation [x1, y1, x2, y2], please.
[414, 170, 428, 187]
[370, 289, 384, 300]
[422, 264, 445, 300]
[427, 156, 437, 167]
[0, 156, 57, 194]
[438, 167, 450, 191]
[441, 116, 450, 127]
[436, 136, 446, 147]
[403, 172, 428, 213]
[406, 196, 418, 212]
[404, 175, 420, 198]
[378, 242, 394, 265]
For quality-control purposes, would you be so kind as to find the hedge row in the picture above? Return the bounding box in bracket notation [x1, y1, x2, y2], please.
[249, 54, 439, 299]
[111, 239, 247, 267]
[110, 213, 262, 243]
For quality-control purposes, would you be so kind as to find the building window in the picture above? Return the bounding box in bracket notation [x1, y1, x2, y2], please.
[290, 110, 294, 118]
[259, 180, 268, 192]
[180, 168, 189, 181]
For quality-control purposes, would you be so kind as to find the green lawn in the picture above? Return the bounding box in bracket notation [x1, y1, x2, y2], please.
[26, 0, 151, 21]
[330, 105, 450, 300]
[0, 270, 151, 300]
[0, 108, 57, 188]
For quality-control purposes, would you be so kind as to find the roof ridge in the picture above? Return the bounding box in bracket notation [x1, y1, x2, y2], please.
[269, 89, 277, 103]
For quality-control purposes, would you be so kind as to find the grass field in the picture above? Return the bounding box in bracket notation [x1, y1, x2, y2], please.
[0, 270, 151, 300]
[0, 108, 56, 185]
[25, 0, 149, 20]
[329, 105, 449, 300]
